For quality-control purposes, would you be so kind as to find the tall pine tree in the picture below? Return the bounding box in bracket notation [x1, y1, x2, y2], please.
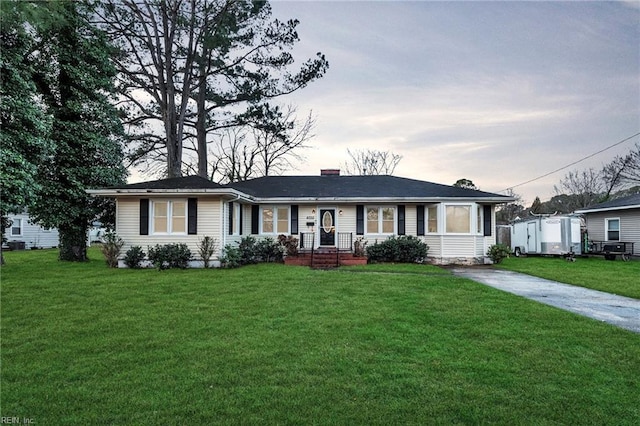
[30, 0, 126, 261]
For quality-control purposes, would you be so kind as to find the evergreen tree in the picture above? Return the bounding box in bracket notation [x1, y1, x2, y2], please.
[0, 2, 53, 264]
[29, 0, 126, 261]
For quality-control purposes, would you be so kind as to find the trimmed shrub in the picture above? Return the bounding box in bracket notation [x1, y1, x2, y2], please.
[256, 237, 284, 263]
[124, 246, 145, 269]
[220, 245, 242, 269]
[101, 231, 124, 268]
[366, 235, 428, 264]
[487, 243, 511, 264]
[238, 236, 259, 265]
[147, 243, 192, 270]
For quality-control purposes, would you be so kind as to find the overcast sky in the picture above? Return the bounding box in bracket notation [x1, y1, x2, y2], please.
[269, 0, 640, 205]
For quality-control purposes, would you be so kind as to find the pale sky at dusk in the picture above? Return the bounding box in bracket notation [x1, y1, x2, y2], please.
[269, 0, 640, 205]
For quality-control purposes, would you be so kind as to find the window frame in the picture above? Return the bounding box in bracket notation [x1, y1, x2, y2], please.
[605, 217, 620, 241]
[151, 199, 188, 235]
[426, 205, 439, 234]
[444, 204, 472, 234]
[260, 205, 290, 235]
[230, 202, 241, 236]
[10, 218, 23, 237]
[365, 206, 396, 235]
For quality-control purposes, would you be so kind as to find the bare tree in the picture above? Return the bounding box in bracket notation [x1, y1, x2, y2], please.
[343, 148, 402, 176]
[202, 104, 315, 183]
[97, 0, 328, 178]
[602, 142, 640, 197]
[554, 168, 605, 210]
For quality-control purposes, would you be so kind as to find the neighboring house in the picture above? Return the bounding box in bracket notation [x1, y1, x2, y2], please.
[87, 170, 514, 267]
[3, 212, 59, 250]
[575, 193, 640, 256]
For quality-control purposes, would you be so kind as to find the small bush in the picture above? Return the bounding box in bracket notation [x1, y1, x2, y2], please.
[220, 245, 242, 269]
[124, 246, 145, 269]
[353, 237, 368, 257]
[487, 243, 511, 264]
[147, 243, 192, 270]
[197, 236, 218, 268]
[256, 237, 284, 263]
[238, 236, 259, 265]
[100, 231, 124, 268]
[366, 235, 428, 264]
[278, 234, 299, 257]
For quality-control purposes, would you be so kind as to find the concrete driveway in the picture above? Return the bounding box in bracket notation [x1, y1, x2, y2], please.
[449, 267, 640, 334]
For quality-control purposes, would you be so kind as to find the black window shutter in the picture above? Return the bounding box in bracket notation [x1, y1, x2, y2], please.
[239, 205, 243, 235]
[228, 201, 234, 235]
[251, 205, 259, 234]
[397, 205, 406, 235]
[356, 205, 364, 235]
[291, 205, 299, 235]
[140, 199, 149, 235]
[483, 205, 492, 237]
[188, 198, 197, 235]
[416, 205, 425, 236]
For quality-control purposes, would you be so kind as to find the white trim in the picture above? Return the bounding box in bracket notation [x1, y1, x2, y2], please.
[10, 218, 23, 237]
[605, 217, 620, 242]
[575, 204, 640, 214]
[365, 205, 396, 235]
[150, 199, 188, 235]
[259, 205, 290, 235]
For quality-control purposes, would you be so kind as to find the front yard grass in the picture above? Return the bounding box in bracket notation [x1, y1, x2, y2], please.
[496, 255, 640, 299]
[1, 249, 639, 424]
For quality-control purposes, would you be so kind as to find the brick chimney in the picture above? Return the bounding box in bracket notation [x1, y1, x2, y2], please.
[320, 169, 340, 176]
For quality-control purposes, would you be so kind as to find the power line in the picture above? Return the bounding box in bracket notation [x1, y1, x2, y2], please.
[501, 131, 640, 192]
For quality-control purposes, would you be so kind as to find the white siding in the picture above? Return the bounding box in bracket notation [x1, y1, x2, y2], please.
[4, 212, 59, 249]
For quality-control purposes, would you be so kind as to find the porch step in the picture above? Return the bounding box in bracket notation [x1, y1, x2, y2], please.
[311, 248, 339, 269]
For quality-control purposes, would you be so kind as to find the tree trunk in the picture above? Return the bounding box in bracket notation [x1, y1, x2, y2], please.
[58, 224, 88, 262]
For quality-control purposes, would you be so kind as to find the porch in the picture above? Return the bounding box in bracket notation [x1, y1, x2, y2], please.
[284, 232, 367, 268]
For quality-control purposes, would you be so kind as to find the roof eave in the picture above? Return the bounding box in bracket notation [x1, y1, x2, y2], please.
[575, 204, 640, 214]
[86, 188, 253, 201]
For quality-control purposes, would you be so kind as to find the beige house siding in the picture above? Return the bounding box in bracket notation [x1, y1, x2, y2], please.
[585, 209, 640, 255]
[116, 197, 224, 265]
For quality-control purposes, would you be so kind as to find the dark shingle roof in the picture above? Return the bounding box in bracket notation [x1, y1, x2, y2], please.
[110, 175, 223, 190]
[227, 175, 509, 199]
[103, 174, 511, 201]
[577, 193, 640, 212]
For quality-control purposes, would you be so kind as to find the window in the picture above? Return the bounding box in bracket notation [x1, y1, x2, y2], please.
[477, 205, 483, 234]
[445, 205, 471, 233]
[152, 200, 186, 234]
[11, 218, 22, 236]
[261, 206, 289, 234]
[230, 202, 240, 235]
[427, 206, 438, 233]
[366, 206, 395, 234]
[606, 218, 620, 241]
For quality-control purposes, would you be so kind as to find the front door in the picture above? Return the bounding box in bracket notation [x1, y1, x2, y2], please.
[319, 209, 336, 246]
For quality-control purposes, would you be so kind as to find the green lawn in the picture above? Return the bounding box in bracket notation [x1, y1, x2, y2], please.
[1, 249, 639, 424]
[496, 256, 640, 299]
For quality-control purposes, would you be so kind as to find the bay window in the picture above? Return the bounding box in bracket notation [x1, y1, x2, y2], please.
[427, 206, 438, 233]
[445, 205, 471, 233]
